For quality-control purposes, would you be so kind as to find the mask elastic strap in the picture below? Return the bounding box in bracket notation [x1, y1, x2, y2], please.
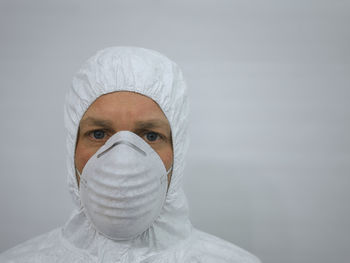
[76, 168, 81, 178]
[76, 168, 87, 187]
[166, 166, 173, 175]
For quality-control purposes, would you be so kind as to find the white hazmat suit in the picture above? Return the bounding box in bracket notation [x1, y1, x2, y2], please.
[0, 47, 261, 263]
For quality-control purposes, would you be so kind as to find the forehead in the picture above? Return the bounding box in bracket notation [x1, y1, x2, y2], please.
[81, 91, 169, 125]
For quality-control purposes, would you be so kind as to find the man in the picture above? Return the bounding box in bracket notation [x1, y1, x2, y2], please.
[0, 47, 261, 262]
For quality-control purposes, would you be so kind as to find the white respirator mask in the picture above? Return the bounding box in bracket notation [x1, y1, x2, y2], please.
[77, 131, 171, 241]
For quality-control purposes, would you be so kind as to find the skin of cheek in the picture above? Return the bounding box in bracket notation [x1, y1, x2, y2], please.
[74, 138, 94, 186]
[158, 145, 174, 189]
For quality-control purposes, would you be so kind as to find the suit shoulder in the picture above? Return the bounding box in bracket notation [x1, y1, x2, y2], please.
[189, 229, 261, 263]
[0, 229, 72, 263]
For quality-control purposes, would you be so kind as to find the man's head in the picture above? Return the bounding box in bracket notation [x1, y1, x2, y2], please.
[65, 47, 189, 207]
[75, 91, 173, 187]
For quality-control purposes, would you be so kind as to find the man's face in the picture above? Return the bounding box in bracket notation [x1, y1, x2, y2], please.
[75, 91, 173, 186]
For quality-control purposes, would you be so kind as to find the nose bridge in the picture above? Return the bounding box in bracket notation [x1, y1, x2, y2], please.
[97, 140, 146, 158]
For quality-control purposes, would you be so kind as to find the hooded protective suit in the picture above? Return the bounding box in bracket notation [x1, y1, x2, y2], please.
[0, 47, 261, 263]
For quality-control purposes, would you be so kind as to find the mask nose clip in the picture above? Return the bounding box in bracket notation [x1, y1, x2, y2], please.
[97, 140, 146, 158]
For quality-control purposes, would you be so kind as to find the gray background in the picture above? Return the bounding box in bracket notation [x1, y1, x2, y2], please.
[0, 1, 349, 262]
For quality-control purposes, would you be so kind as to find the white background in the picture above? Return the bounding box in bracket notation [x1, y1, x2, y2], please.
[0, 1, 349, 262]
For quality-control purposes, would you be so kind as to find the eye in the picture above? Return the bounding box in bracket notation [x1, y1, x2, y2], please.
[145, 132, 159, 142]
[91, 130, 106, 140]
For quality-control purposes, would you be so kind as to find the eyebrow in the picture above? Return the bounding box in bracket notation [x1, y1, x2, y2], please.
[79, 117, 114, 129]
[134, 119, 170, 131]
